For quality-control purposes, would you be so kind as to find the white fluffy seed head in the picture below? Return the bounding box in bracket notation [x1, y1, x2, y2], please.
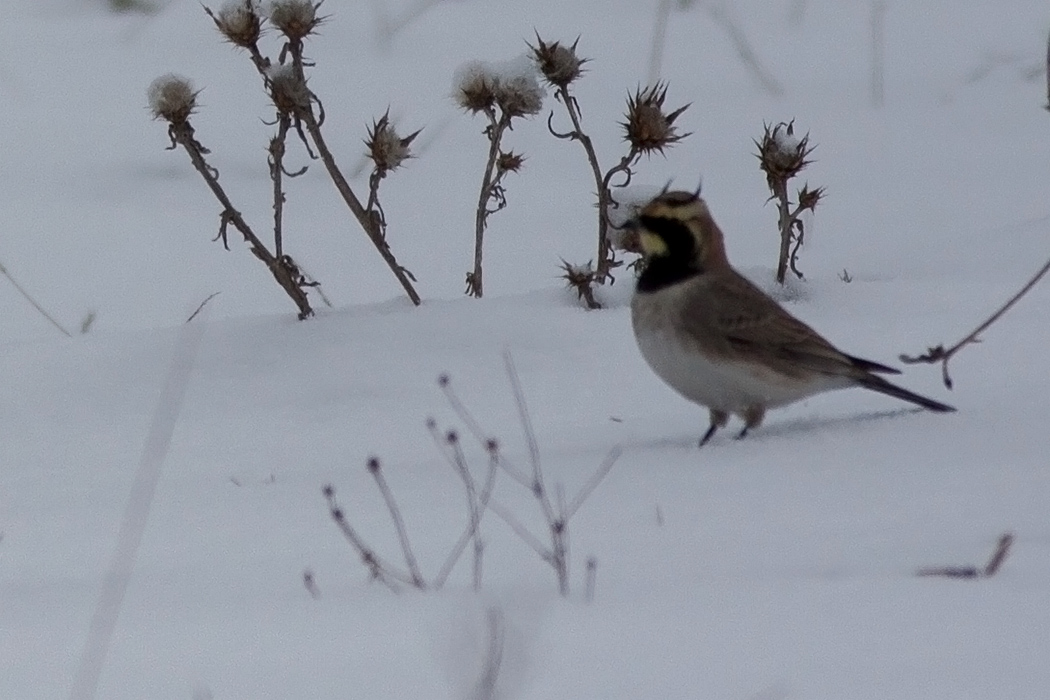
[212, 0, 262, 48]
[266, 0, 321, 41]
[452, 55, 544, 118]
[148, 74, 198, 124]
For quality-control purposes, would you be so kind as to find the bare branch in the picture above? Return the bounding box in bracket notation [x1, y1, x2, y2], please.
[367, 458, 426, 589]
[900, 254, 1050, 388]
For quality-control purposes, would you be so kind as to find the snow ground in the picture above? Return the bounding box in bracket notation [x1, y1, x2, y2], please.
[2, 1, 1050, 698]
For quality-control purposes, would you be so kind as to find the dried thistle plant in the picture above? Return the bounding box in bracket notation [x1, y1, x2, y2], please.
[537, 44, 690, 307]
[201, 0, 422, 307]
[148, 74, 316, 319]
[755, 120, 824, 284]
[454, 57, 545, 298]
[364, 111, 422, 243]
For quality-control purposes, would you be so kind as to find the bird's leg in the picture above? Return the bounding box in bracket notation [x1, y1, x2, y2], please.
[699, 410, 729, 447]
[734, 405, 766, 441]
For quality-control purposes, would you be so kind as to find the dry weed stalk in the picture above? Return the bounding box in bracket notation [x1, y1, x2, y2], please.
[755, 120, 824, 284]
[917, 533, 1014, 579]
[0, 258, 72, 337]
[148, 74, 316, 318]
[323, 431, 499, 592]
[454, 58, 544, 298]
[532, 34, 690, 306]
[438, 356, 621, 597]
[904, 44, 1050, 387]
[203, 0, 422, 306]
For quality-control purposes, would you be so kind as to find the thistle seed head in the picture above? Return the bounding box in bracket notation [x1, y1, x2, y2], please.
[497, 150, 525, 173]
[365, 112, 421, 174]
[622, 83, 690, 155]
[266, 64, 311, 115]
[493, 71, 544, 118]
[453, 61, 498, 113]
[147, 74, 198, 124]
[453, 56, 544, 119]
[529, 34, 587, 89]
[266, 0, 324, 41]
[207, 1, 262, 49]
[756, 120, 815, 189]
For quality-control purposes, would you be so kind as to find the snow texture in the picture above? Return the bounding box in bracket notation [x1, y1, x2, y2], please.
[1, 1, 1050, 699]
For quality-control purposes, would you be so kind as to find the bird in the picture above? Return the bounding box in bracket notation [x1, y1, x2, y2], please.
[627, 189, 955, 446]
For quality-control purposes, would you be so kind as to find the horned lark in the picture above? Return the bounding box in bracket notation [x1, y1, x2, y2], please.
[628, 190, 954, 446]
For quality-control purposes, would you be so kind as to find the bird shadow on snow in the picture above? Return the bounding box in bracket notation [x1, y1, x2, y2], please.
[623, 407, 923, 453]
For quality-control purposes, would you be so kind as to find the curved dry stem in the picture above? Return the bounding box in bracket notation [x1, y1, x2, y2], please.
[901, 253, 1050, 388]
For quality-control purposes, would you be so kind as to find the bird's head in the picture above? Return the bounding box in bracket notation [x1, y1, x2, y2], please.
[625, 190, 729, 290]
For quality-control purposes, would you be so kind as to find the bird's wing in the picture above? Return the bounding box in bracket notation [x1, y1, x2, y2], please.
[680, 273, 895, 378]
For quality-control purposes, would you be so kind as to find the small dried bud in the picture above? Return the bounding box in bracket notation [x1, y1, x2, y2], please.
[446, 430, 459, 444]
[425, 417, 437, 430]
[148, 74, 198, 124]
[206, 1, 262, 49]
[453, 62, 498, 113]
[622, 83, 690, 155]
[529, 35, 587, 89]
[485, 438, 499, 453]
[497, 151, 525, 173]
[322, 484, 334, 497]
[797, 184, 825, 212]
[266, 0, 324, 41]
[437, 373, 450, 387]
[266, 64, 311, 115]
[559, 259, 601, 309]
[366, 456, 381, 473]
[365, 112, 420, 174]
[756, 121, 814, 189]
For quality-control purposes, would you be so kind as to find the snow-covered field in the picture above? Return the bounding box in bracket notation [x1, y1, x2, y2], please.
[2, 1, 1050, 698]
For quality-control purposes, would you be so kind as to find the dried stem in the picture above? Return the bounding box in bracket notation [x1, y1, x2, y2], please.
[299, 108, 421, 305]
[323, 485, 411, 591]
[900, 255, 1050, 388]
[772, 180, 793, 283]
[167, 121, 314, 319]
[584, 556, 597, 603]
[0, 258, 72, 337]
[223, 27, 421, 306]
[471, 608, 505, 700]
[431, 430, 500, 590]
[267, 114, 306, 258]
[467, 108, 512, 298]
[367, 459, 426, 589]
[548, 86, 618, 285]
[916, 532, 1015, 579]
[185, 291, 221, 324]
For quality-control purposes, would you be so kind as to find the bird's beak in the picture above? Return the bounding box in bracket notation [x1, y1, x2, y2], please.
[617, 218, 644, 255]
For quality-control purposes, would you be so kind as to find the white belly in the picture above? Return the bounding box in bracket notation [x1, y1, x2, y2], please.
[632, 295, 844, 412]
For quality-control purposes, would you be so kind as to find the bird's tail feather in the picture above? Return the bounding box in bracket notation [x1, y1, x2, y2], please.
[858, 374, 956, 412]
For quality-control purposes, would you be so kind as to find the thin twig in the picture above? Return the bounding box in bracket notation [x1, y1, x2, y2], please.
[367, 458, 426, 589]
[432, 431, 500, 589]
[900, 254, 1050, 388]
[983, 532, 1014, 577]
[323, 486, 410, 591]
[468, 109, 511, 298]
[185, 292, 220, 324]
[0, 259, 72, 337]
[565, 446, 622, 520]
[471, 607, 505, 700]
[585, 556, 597, 603]
[503, 352, 556, 524]
[486, 498, 552, 562]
